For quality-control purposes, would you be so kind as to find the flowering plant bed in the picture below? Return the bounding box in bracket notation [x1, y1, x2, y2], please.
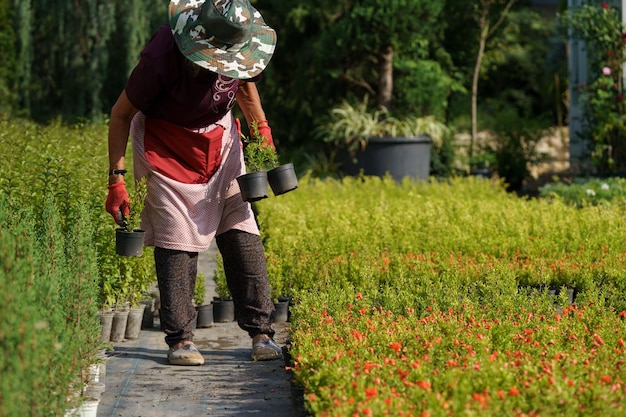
[257, 175, 626, 415]
[290, 295, 626, 416]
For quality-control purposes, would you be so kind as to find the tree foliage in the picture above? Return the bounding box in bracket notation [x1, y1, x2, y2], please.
[2, 0, 566, 172]
[5, 0, 167, 123]
[0, 0, 16, 113]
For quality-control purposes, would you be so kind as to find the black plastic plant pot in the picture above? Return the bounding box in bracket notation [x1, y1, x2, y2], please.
[115, 229, 146, 257]
[267, 163, 298, 196]
[237, 171, 269, 202]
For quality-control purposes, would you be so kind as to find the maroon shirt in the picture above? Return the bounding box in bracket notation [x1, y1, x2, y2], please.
[125, 25, 257, 129]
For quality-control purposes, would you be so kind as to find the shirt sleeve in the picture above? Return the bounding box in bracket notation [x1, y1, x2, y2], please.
[125, 55, 160, 112]
[125, 26, 177, 113]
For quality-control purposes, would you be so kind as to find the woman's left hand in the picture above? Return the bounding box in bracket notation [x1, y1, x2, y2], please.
[257, 124, 275, 151]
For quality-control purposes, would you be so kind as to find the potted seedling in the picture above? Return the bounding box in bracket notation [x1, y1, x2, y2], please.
[237, 122, 298, 202]
[194, 272, 213, 328]
[115, 176, 148, 257]
[211, 255, 235, 322]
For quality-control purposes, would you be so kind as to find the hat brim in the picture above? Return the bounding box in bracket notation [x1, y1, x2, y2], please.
[169, 1, 276, 80]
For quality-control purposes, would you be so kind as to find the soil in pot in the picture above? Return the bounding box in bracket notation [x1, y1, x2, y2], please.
[236, 172, 269, 202]
[267, 163, 298, 196]
[115, 229, 146, 257]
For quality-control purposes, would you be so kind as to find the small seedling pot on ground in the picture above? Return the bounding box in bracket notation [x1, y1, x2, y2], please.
[196, 304, 214, 328]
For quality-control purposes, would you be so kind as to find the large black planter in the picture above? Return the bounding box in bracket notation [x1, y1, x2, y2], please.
[340, 135, 432, 182]
[115, 229, 146, 257]
[237, 172, 269, 202]
[267, 163, 298, 196]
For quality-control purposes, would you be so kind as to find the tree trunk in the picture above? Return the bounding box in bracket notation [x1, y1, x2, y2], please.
[378, 45, 393, 111]
[471, 20, 489, 161]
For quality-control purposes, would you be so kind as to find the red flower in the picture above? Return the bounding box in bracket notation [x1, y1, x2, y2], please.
[417, 380, 431, 390]
[509, 387, 520, 396]
[365, 387, 378, 399]
[389, 342, 402, 353]
[352, 329, 365, 341]
[601, 1, 610, 10]
[593, 333, 605, 346]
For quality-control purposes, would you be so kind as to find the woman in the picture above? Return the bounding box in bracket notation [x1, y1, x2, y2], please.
[105, 0, 281, 365]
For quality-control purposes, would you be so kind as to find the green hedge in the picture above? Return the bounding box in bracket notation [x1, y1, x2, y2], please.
[0, 197, 101, 416]
[0, 116, 156, 415]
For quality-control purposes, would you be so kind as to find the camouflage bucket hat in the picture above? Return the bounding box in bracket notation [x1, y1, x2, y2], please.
[169, 0, 277, 79]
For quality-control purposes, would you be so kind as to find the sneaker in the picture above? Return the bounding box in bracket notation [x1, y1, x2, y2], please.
[251, 337, 283, 361]
[167, 343, 204, 366]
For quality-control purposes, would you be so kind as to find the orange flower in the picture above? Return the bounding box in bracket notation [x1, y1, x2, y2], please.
[509, 387, 520, 396]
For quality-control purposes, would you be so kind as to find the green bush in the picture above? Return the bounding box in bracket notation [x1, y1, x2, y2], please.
[0, 197, 101, 416]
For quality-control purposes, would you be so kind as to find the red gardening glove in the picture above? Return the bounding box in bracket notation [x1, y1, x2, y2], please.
[106, 181, 130, 226]
[257, 124, 276, 151]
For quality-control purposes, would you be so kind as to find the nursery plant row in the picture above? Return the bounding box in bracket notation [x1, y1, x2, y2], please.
[0, 117, 154, 416]
[256, 175, 626, 416]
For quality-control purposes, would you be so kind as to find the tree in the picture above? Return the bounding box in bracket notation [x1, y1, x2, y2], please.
[316, 0, 447, 113]
[467, 0, 518, 160]
[255, 0, 456, 152]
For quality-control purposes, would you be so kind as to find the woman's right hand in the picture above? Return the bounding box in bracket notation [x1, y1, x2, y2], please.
[106, 182, 130, 225]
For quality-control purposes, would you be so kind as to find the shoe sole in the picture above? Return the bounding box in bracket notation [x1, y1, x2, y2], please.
[251, 352, 282, 361]
[167, 357, 205, 366]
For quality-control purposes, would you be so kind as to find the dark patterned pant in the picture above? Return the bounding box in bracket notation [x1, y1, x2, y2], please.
[155, 230, 275, 347]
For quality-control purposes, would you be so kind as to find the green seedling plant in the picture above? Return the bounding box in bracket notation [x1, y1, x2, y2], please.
[213, 253, 232, 300]
[121, 175, 148, 232]
[194, 272, 207, 306]
[242, 121, 279, 172]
